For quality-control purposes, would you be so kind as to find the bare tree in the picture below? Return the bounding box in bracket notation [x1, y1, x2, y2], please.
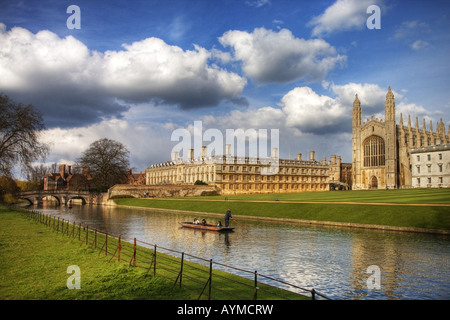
[25, 163, 52, 190]
[78, 138, 130, 192]
[0, 94, 49, 177]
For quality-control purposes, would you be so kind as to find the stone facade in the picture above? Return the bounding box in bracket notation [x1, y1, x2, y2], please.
[352, 86, 449, 189]
[410, 144, 450, 188]
[146, 147, 351, 195]
[108, 184, 219, 198]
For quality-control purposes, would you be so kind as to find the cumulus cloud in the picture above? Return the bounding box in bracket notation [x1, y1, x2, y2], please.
[101, 40, 246, 109]
[0, 24, 247, 128]
[330, 82, 389, 111]
[280, 87, 350, 135]
[309, 0, 381, 37]
[219, 28, 346, 84]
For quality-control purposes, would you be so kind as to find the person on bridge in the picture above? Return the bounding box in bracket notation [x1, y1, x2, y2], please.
[224, 209, 232, 227]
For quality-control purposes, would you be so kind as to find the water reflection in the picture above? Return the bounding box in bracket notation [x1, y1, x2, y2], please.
[34, 203, 450, 300]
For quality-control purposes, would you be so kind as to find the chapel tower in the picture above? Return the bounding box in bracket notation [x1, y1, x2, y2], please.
[351, 94, 362, 188]
[384, 86, 398, 188]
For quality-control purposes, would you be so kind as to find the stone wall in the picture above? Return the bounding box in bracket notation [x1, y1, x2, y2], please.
[108, 184, 219, 199]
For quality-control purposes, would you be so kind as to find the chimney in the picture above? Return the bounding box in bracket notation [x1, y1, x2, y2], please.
[225, 144, 231, 156]
[271, 147, 278, 158]
[171, 151, 178, 162]
[60, 164, 66, 178]
[330, 155, 336, 165]
[310, 151, 315, 161]
[297, 153, 302, 161]
[188, 149, 194, 161]
[201, 146, 207, 158]
[337, 156, 342, 165]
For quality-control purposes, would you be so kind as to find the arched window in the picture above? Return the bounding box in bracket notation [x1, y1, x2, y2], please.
[363, 136, 385, 167]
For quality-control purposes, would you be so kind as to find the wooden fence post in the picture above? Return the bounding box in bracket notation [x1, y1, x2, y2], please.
[209, 259, 212, 300]
[154, 244, 157, 275]
[133, 238, 137, 266]
[105, 232, 108, 256]
[253, 271, 258, 300]
[118, 235, 122, 261]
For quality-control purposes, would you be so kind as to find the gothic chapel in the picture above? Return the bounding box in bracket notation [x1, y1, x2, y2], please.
[352, 86, 449, 189]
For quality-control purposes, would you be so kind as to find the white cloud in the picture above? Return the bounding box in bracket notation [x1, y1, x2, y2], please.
[280, 87, 349, 134]
[0, 24, 247, 127]
[101, 40, 246, 108]
[219, 27, 346, 84]
[411, 40, 429, 51]
[309, 0, 380, 37]
[245, 0, 271, 8]
[393, 21, 430, 39]
[397, 102, 442, 125]
[330, 82, 389, 110]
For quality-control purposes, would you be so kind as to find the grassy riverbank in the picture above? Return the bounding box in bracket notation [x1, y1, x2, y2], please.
[0, 205, 191, 300]
[114, 189, 450, 231]
[0, 205, 309, 300]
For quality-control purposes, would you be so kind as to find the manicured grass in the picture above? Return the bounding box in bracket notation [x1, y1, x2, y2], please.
[114, 189, 450, 231]
[196, 188, 450, 204]
[0, 206, 309, 300]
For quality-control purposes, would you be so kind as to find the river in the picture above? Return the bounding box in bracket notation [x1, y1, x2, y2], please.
[33, 203, 450, 300]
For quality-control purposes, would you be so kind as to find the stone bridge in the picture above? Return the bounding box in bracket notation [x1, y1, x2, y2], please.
[17, 190, 108, 206]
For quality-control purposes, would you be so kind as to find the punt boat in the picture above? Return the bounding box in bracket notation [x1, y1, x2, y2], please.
[179, 222, 234, 232]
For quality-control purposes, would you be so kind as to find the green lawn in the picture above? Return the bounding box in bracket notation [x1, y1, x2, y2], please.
[114, 189, 450, 231]
[0, 206, 192, 300]
[0, 206, 309, 300]
[199, 188, 450, 204]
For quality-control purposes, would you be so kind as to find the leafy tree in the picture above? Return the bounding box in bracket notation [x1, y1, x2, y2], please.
[0, 94, 49, 177]
[77, 138, 130, 192]
[0, 176, 19, 204]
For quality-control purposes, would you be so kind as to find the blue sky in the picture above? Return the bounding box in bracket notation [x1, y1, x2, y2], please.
[1, 0, 449, 173]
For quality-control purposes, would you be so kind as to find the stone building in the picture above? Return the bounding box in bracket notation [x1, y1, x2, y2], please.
[410, 144, 450, 188]
[146, 146, 351, 195]
[43, 164, 91, 191]
[352, 86, 449, 189]
[126, 169, 146, 185]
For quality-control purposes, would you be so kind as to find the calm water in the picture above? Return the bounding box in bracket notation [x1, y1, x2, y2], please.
[34, 203, 450, 300]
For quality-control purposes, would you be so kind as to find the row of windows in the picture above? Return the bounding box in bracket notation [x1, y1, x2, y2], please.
[416, 153, 443, 161]
[222, 175, 327, 182]
[416, 177, 444, 184]
[221, 165, 327, 175]
[415, 164, 444, 173]
[221, 183, 328, 191]
[404, 134, 445, 147]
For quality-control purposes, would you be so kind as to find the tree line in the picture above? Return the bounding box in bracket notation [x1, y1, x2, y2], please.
[0, 94, 131, 202]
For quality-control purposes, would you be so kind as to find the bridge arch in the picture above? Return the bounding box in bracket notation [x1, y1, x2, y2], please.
[42, 195, 62, 205]
[20, 197, 36, 206]
[68, 195, 87, 205]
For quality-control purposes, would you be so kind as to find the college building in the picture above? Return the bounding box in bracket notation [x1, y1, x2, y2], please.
[145, 86, 449, 194]
[146, 146, 352, 195]
[352, 86, 449, 189]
